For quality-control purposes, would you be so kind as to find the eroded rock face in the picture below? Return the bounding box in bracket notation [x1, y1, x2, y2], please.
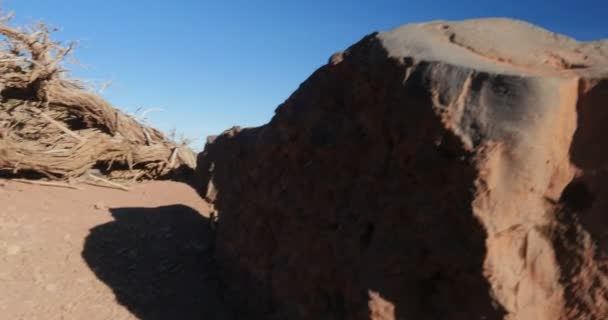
[196, 18, 608, 319]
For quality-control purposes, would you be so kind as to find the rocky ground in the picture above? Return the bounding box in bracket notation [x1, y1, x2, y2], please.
[0, 180, 230, 320]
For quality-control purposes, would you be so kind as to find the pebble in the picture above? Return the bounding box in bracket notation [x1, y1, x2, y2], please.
[45, 284, 57, 292]
[93, 202, 106, 210]
[6, 245, 21, 255]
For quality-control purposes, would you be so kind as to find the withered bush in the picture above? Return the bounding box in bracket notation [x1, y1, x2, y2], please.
[0, 14, 195, 180]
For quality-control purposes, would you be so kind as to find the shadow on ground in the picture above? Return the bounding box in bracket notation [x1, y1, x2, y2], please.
[82, 205, 232, 320]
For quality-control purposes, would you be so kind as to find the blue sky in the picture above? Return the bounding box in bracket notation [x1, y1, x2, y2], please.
[4, 0, 607, 149]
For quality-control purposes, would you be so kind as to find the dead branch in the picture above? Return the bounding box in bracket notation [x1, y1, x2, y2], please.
[38, 111, 85, 142]
[86, 174, 130, 191]
[12, 178, 83, 190]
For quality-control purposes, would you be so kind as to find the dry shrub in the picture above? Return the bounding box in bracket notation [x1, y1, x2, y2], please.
[0, 13, 196, 180]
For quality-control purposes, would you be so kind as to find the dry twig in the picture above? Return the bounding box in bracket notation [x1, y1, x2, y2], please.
[12, 178, 83, 190]
[86, 174, 129, 191]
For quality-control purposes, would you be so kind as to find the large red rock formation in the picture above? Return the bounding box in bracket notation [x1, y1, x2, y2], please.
[196, 18, 608, 319]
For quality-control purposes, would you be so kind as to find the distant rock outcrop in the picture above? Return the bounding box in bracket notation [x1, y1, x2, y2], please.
[196, 18, 608, 319]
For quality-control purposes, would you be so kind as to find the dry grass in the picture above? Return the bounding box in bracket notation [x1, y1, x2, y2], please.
[0, 13, 196, 180]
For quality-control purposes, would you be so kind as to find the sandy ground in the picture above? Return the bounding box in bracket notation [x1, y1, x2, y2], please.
[0, 179, 230, 320]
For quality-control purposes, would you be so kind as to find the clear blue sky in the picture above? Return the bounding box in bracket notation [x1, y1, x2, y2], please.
[4, 0, 607, 149]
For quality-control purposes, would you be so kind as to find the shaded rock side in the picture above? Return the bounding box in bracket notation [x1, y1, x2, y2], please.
[196, 18, 608, 320]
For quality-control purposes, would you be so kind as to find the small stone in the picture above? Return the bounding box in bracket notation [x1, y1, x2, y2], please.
[76, 277, 90, 284]
[44, 284, 57, 292]
[6, 245, 20, 255]
[33, 269, 44, 284]
[93, 202, 106, 210]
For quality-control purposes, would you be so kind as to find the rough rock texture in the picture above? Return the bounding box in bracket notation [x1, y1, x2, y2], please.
[196, 18, 608, 320]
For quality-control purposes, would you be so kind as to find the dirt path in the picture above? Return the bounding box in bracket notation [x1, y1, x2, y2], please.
[0, 180, 230, 320]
